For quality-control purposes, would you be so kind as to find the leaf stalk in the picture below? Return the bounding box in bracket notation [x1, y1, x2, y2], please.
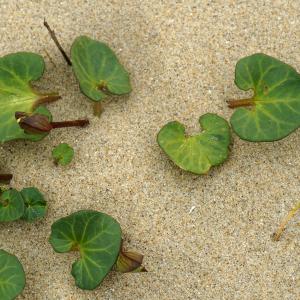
[227, 98, 254, 108]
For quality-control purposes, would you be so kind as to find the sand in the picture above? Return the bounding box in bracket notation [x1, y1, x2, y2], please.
[0, 0, 299, 299]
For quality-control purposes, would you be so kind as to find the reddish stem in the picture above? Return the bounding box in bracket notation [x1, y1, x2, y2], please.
[227, 98, 254, 108]
[0, 174, 13, 184]
[51, 119, 89, 129]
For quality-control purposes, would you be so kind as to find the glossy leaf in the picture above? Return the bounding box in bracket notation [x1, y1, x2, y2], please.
[0, 52, 59, 143]
[52, 143, 74, 166]
[0, 250, 25, 300]
[0, 189, 24, 222]
[71, 36, 132, 102]
[49, 210, 122, 290]
[230, 53, 300, 141]
[20, 187, 47, 222]
[157, 113, 231, 174]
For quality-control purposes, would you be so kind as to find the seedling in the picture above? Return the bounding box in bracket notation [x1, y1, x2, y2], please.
[49, 210, 146, 290]
[0, 249, 25, 300]
[0, 187, 47, 222]
[157, 113, 231, 174]
[52, 143, 74, 166]
[44, 21, 132, 116]
[273, 201, 300, 241]
[0, 174, 12, 184]
[228, 53, 300, 142]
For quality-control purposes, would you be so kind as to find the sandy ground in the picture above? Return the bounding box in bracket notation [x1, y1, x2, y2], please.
[0, 0, 300, 299]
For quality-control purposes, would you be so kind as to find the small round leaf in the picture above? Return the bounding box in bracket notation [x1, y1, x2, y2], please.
[49, 210, 122, 290]
[71, 36, 132, 102]
[0, 189, 24, 222]
[157, 113, 231, 174]
[20, 187, 47, 222]
[0, 249, 25, 300]
[52, 143, 74, 166]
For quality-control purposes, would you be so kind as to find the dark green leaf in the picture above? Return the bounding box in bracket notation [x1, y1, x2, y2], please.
[49, 210, 122, 290]
[71, 36, 132, 102]
[230, 53, 300, 141]
[0, 249, 25, 300]
[0, 189, 24, 222]
[52, 143, 74, 166]
[20, 187, 47, 222]
[0, 52, 59, 143]
[157, 113, 231, 174]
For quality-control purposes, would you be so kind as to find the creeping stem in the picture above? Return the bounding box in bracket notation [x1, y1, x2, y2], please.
[273, 201, 300, 241]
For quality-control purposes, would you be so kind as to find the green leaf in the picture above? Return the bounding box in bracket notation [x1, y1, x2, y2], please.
[0, 52, 59, 143]
[0, 189, 24, 222]
[71, 36, 132, 102]
[157, 113, 231, 174]
[52, 143, 74, 166]
[49, 210, 122, 290]
[230, 53, 300, 141]
[20, 187, 47, 222]
[0, 249, 25, 300]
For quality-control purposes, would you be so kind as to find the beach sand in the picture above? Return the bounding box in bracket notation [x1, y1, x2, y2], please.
[0, 0, 299, 299]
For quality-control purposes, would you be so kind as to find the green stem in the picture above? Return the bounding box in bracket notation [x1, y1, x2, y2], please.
[227, 98, 254, 108]
[35, 93, 61, 106]
[93, 102, 103, 117]
[273, 201, 300, 241]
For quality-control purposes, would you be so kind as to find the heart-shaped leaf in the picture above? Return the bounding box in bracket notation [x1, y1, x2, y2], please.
[229, 53, 300, 141]
[20, 187, 47, 222]
[71, 36, 131, 102]
[49, 210, 122, 290]
[52, 143, 74, 166]
[0, 52, 60, 143]
[0, 249, 25, 300]
[157, 113, 231, 174]
[0, 189, 24, 222]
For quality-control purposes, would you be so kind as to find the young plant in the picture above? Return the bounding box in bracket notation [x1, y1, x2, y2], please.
[273, 201, 300, 241]
[0, 51, 89, 143]
[49, 210, 146, 290]
[0, 249, 25, 300]
[0, 187, 47, 222]
[157, 113, 231, 174]
[44, 21, 132, 116]
[52, 143, 74, 166]
[228, 53, 300, 142]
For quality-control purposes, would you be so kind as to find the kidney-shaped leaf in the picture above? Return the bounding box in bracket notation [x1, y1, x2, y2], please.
[0, 52, 59, 143]
[20, 187, 47, 222]
[157, 113, 231, 174]
[52, 143, 74, 166]
[49, 210, 122, 290]
[71, 36, 132, 102]
[0, 189, 24, 222]
[0, 249, 25, 300]
[230, 53, 300, 141]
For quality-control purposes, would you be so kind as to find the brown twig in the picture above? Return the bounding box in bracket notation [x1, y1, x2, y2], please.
[43, 19, 72, 66]
[273, 201, 300, 241]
